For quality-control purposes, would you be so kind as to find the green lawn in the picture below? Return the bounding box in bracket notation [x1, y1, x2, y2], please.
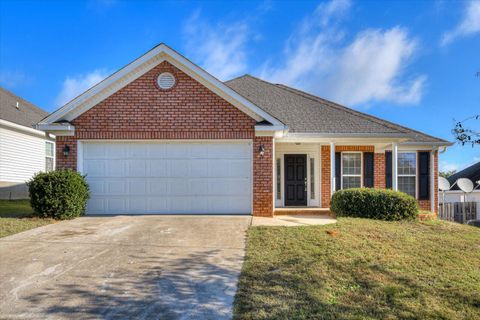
[234, 218, 480, 320]
[0, 200, 54, 238]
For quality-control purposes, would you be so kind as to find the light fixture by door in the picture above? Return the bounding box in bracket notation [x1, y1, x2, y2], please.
[259, 145, 265, 157]
[63, 145, 70, 157]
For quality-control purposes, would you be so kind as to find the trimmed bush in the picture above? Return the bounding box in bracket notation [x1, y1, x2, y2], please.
[330, 188, 418, 221]
[28, 169, 89, 220]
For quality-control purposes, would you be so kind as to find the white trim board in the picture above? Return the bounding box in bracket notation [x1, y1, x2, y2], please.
[40, 44, 285, 130]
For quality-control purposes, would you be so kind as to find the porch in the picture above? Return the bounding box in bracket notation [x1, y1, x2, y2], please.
[271, 139, 439, 215]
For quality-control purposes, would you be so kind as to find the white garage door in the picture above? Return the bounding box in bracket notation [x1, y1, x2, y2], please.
[80, 141, 252, 215]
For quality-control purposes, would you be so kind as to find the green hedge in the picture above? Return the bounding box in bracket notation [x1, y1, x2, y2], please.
[330, 188, 418, 221]
[28, 169, 90, 220]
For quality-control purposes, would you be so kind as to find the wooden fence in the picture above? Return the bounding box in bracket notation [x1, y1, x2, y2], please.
[438, 202, 477, 224]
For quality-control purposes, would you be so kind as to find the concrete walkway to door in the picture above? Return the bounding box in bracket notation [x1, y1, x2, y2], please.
[0, 215, 251, 319]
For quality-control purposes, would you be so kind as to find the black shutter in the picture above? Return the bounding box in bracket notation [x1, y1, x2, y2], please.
[385, 151, 392, 189]
[335, 152, 341, 191]
[418, 152, 430, 200]
[363, 152, 374, 188]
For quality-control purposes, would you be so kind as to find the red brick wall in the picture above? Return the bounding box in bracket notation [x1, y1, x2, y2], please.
[253, 137, 273, 217]
[374, 153, 386, 189]
[320, 146, 438, 212]
[321, 145, 331, 207]
[56, 61, 273, 216]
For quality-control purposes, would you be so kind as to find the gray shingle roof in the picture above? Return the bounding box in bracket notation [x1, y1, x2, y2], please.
[448, 162, 480, 190]
[0, 86, 48, 128]
[225, 75, 449, 143]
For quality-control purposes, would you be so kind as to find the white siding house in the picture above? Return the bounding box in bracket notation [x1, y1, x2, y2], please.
[0, 87, 54, 199]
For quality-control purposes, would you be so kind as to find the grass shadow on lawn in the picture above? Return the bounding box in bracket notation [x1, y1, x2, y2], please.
[0, 199, 54, 238]
[234, 218, 480, 320]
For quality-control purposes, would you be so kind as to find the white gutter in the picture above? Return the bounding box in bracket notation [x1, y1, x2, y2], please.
[0, 119, 48, 138]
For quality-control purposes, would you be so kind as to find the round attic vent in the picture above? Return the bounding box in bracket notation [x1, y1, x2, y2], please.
[157, 72, 176, 90]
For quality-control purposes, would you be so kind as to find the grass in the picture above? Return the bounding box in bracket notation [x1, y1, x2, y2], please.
[234, 218, 480, 319]
[0, 199, 54, 238]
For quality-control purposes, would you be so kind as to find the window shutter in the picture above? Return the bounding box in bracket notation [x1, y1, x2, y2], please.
[418, 152, 430, 200]
[385, 151, 392, 189]
[363, 152, 374, 188]
[335, 152, 341, 191]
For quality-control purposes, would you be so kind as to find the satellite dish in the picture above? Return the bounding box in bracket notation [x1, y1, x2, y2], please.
[438, 177, 451, 191]
[457, 178, 474, 193]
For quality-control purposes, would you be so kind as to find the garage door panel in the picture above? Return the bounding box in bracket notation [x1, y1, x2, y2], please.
[107, 198, 127, 212]
[147, 180, 168, 195]
[168, 160, 189, 177]
[127, 160, 147, 177]
[149, 160, 167, 177]
[129, 180, 147, 195]
[106, 160, 125, 177]
[82, 141, 252, 215]
[88, 179, 106, 194]
[85, 160, 106, 177]
[189, 160, 209, 177]
[147, 198, 168, 213]
[128, 198, 147, 213]
[106, 179, 127, 195]
[84, 144, 106, 159]
[87, 198, 105, 214]
[106, 144, 127, 159]
[189, 180, 209, 195]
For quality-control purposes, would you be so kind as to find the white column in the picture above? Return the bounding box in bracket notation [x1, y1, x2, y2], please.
[392, 142, 398, 191]
[430, 150, 435, 213]
[330, 142, 336, 195]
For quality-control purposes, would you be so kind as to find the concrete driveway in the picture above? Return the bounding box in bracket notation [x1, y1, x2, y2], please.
[0, 215, 251, 319]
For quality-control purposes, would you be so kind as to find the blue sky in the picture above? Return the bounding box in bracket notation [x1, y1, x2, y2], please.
[0, 0, 479, 172]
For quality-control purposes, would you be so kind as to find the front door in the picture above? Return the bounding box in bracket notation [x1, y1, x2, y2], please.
[284, 154, 307, 206]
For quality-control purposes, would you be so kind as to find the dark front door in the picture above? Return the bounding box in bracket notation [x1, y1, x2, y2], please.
[284, 154, 307, 206]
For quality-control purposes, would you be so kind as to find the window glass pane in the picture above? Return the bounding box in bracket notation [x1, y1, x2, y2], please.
[398, 176, 416, 197]
[276, 158, 281, 200]
[398, 153, 416, 175]
[45, 142, 54, 157]
[310, 158, 315, 199]
[342, 153, 361, 175]
[45, 157, 54, 172]
[342, 176, 361, 189]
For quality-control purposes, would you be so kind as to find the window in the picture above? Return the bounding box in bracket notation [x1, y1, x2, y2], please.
[310, 158, 315, 199]
[342, 153, 362, 189]
[398, 152, 416, 197]
[276, 158, 281, 200]
[45, 142, 54, 172]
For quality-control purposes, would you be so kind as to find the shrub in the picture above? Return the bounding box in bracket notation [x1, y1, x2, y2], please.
[28, 169, 89, 220]
[330, 188, 418, 221]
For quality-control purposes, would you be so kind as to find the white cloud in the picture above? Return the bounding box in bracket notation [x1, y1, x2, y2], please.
[441, 0, 480, 46]
[182, 11, 249, 80]
[55, 69, 109, 107]
[261, 0, 426, 107]
[0, 70, 32, 88]
[439, 160, 461, 172]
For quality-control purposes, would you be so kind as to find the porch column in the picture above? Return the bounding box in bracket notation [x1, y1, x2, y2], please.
[430, 150, 435, 213]
[392, 142, 398, 191]
[330, 142, 336, 195]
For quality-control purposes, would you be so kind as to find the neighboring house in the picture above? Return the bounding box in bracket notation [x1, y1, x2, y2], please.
[38, 44, 451, 216]
[444, 162, 480, 219]
[0, 87, 55, 199]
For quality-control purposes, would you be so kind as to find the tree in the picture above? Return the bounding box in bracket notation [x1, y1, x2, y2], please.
[452, 72, 479, 146]
[439, 170, 456, 178]
[452, 115, 480, 146]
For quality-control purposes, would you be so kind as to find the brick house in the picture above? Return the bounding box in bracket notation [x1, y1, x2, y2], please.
[38, 44, 451, 216]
